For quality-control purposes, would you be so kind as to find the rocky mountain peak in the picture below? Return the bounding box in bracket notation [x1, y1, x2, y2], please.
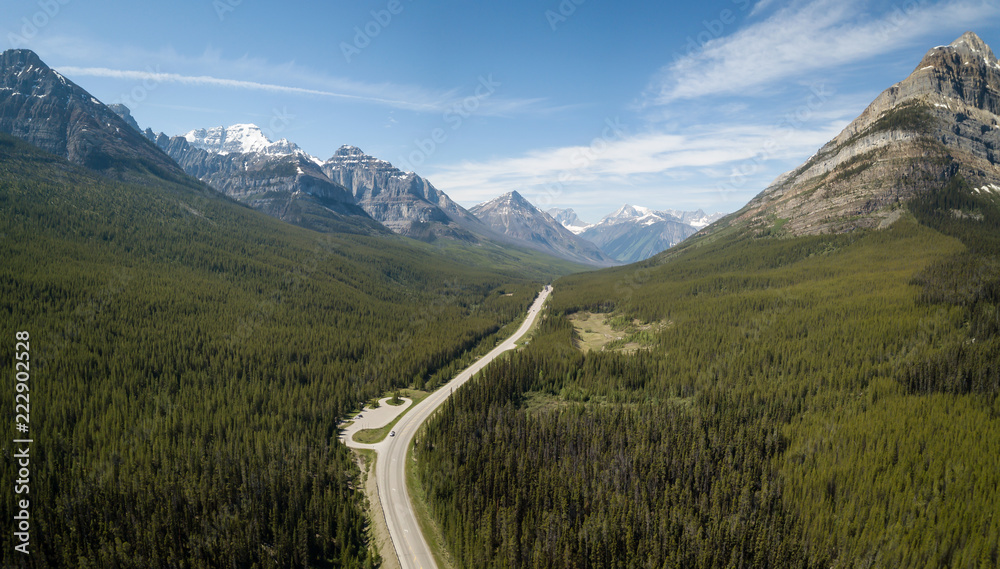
[331, 145, 366, 158]
[547, 208, 591, 235]
[319, 144, 490, 240]
[471, 192, 616, 266]
[490, 191, 531, 208]
[603, 204, 658, 224]
[946, 31, 997, 62]
[0, 49, 184, 178]
[912, 31, 998, 77]
[721, 31, 1000, 237]
[324, 145, 400, 174]
[900, 31, 1000, 113]
[2, 48, 44, 70]
[548, 207, 578, 222]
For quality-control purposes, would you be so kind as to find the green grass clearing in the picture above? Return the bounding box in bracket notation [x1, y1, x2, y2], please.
[567, 311, 669, 353]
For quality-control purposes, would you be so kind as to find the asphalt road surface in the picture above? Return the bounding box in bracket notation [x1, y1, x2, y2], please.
[348, 285, 551, 569]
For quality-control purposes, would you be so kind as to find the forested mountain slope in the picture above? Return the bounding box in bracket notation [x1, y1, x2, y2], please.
[416, 185, 1000, 567]
[0, 132, 574, 567]
[413, 33, 1000, 569]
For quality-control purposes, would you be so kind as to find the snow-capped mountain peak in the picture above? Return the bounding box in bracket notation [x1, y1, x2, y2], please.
[660, 209, 726, 229]
[601, 204, 672, 226]
[545, 203, 726, 263]
[182, 124, 307, 157]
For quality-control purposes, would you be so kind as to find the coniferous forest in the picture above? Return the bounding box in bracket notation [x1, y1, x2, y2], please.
[0, 133, 573, 567]
[414, 175, 1000, 568]
[4, 17, 1000, 569]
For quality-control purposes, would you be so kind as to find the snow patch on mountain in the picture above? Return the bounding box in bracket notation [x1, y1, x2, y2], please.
[594, 204, 725, 230]
[183, 124, 314, 159]
[550, 204, 724, 234]
[472, 193, 616, 266]
[328, 146, 405, 174]
[600, 204, 667, 226]
[546, 208, 591, 234]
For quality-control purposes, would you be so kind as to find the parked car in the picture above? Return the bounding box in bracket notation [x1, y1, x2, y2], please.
[390, 431, 395, 437]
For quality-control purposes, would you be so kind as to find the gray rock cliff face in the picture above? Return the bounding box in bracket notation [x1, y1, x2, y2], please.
[151, 132, 489, 240]
[0, 49, 185, 179]
[106, 103, 142, 133]
[150, 132, 378, 234]
[322, 146, 488, 239]
[727, 32, 1000, 237]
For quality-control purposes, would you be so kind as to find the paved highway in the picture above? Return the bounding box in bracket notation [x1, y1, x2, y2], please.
[346, 285, 552, 569]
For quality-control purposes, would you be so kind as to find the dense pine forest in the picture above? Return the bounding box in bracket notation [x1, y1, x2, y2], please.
[0, 133, 573, 567]
[415, 176, 1000, 568]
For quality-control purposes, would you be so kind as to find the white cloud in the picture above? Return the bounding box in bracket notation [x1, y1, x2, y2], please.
[55, 66, 451, 112]
[649, 0, 1000, 103]
[749, 0, 780, 18]
[427, 119, 848, 210]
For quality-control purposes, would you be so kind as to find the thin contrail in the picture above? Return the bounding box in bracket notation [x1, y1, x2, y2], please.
[55, 66, 442, 112]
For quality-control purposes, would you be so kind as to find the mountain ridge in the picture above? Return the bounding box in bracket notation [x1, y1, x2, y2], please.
[0, 49, 187, 182]
[321, 144, 492, 241]
[712, 31, 1000, 238]
[547, 204, 724, 263]
[579, 204, 702, 263]
[152, 121, 621, 265]
[471, 191, 618, 267]
[146, 126, 380, 235]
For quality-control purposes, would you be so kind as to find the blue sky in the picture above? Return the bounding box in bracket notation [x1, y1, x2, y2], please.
[5, 0, 999, 222]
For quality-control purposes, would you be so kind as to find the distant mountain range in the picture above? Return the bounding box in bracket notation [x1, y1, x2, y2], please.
[470, 192, 616, 266]
[124, 119, 621, 264]
[548, 206, 724, 263]
[0, 48, 720, 266]
[140, 118, 705, 264]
